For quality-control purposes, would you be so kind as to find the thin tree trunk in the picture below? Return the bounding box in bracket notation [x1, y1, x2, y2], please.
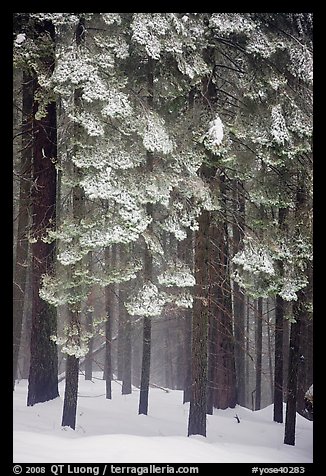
[13, 72, 33, 388]
[274, 294, 284, 422]
[273, 207, 287, 422]
[61, 18, 86, 429]
[138, 57, 154, 416]
[120, 245, 132, 395]
[206, 309, 215, 415]
[104, 247, 113, 398]
[255, 297, 263, 411]
[188, 208, 210, 436]
[84, 308, 93, 381]
[266, 298, 274, 401]
[284, 305, 302, 445]
[139, 315, 152, 414]
[232, 181, 246, 406]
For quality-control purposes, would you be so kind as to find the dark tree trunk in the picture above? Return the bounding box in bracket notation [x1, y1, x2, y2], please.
[284, 178, 311, 445]
[183, 310, 192, 404]
[274, 295, 284, 422]
[117, 298, 124, 381]
[283, 314, 290, 402]
[255, 297, 263, 411]
[176, 228, 193, 403]
[84, 309, 93, 381]
[209, 177, 237, 411]
[266, 299, 274, 401]
[27, 29, 59, 405]
[120, 250, 132, 395]
[296, 264, 313, 419]
[206, 308, 216, 415]
[60, 17, 86, 428]
[84, 254, 94, 381]
[61, 355, 79, 429]
[104, 245, 116, 397]
[13, 72, 33, 387]
[245, 296, 250, 407]
[273, 207, 287, 422]
[138, 57, 154, 416]
[232, 181, 246, 407]
[284, 307, 302, 445]
[188, 208, 210, 437]
[139, 316, 152, 414]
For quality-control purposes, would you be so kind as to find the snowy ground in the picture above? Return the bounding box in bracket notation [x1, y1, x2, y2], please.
[13, 373, 313, 463]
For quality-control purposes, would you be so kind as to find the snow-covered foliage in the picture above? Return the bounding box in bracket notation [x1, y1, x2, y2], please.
[15, 12, 312, 354]
[305, 384, 313, 404]
[158, 261, 195, 288]
[125, 282, 168, 317]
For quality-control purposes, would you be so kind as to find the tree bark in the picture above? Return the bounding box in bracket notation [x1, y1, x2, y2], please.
[104, 246, 113, 398]
[61, 355, 79, 429]
[273, 207, 287, 422]
[13, 72, 33, 387]
[61, 17, 86, 429]
[188, 208, 210, 436]
[27, 24, 59, 405]
[284, 307, 302, 445]
[232, 181, 246, 407]
[273, 295, 284, 422]
[255, 297, 263, 411]
[84, 308, 93, 381]
[138, 57, 155, 416]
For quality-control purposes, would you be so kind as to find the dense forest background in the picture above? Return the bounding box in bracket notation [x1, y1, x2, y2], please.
[13, 12, 313, 447]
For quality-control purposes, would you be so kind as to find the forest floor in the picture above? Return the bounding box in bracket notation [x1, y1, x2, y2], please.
[13, 373, 313, 463]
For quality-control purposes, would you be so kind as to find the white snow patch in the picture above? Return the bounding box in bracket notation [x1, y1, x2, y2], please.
[13, 374, 313, 463]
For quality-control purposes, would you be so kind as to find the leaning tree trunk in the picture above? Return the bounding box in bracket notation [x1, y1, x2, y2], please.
[27, 20, 59, 405]
[187, 207, 210, 437]
[13, 71, 33, 388]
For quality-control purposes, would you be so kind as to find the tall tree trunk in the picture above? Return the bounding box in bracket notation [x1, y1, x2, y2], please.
[84, 253, 94, 381]
[120, 244, 132, 395]
[104, 246, 112, 399]
[255, 297, 263, 411]
[284, 177, 312, 445]
[138, 315, 152, 414]
[27, 20, 59, 404]
[284, 303, 302, 445]
[273, 294, 284, 422]
[13, 72, 33, 387]
[210, 175, 237, 410]
[84, 309, 93, 381]
[266, 299, 274, 401]
[232, 180, 246, 407]
[61, 18, 85, 429]
[273, 207, 287, 422]
[176, 228, 193, 403]
[187, 208, 210, 437]
[245, 296, 250, 407]
[138, 57, 154, 416]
